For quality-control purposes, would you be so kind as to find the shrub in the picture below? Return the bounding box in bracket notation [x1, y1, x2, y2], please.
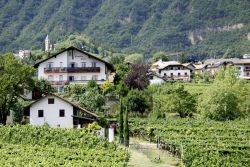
[198, 87, 241, 121]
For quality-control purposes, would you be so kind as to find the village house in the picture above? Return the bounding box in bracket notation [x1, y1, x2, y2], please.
[182, 63, 196, 73]
[148, 72, 166, 85]
[34, 46, 115, 92]
[201, 57, 250, 79]
[233, 59, 250, 79]
[24, 94, 98, 128]
[194, 64, 208, 74]
[151, 60, 191, 81]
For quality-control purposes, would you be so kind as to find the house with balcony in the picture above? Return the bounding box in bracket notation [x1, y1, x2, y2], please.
[34, 46, 115, 92]
[151, 60, 191, 81]
[233, 59, 250, 79]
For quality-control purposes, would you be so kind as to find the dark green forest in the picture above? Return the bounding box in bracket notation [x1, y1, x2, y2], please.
[0, 0, 250, 59]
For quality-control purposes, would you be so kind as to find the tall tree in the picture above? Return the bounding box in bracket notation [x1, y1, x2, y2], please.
[118, 98, 124, 144]
[0, 54, 35, 124]
[124, 64, 150, 90]
[123, 107, 129, 147]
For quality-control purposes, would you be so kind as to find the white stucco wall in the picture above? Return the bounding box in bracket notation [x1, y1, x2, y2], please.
[159, 69, 191, 81]
[37, 49, 108, 82]
[235, 64, 250, 79]
[30, 95, 74, 128]
[149, 76, 165, 85]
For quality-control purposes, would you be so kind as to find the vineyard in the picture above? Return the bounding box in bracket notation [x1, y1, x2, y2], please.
[0, 125, 129, 167]
[130, 117, 250, 167]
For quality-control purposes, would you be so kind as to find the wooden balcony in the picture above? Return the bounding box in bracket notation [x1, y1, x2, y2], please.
[44, 67, 100, 73]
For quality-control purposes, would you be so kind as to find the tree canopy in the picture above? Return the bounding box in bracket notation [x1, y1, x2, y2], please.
[0, 54, 35, 124]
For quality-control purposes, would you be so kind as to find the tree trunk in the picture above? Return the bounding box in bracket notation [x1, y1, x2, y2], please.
[2, 112, 7, 125]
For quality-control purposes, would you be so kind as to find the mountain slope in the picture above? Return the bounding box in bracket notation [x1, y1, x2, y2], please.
[0, 0, 250, 59]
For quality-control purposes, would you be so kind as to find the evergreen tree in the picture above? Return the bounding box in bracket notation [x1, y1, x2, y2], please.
[123, 107, 129, 147]
[118, 98, 124, 144]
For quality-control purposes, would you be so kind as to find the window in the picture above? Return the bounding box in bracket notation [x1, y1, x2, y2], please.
[184, 72, 187, 76]
[164, 73, 166, 76]
[149, 76, 154, 80]
[48, 62, 53, 68]
[178, 67, 180, 70]
[60, 62, 63, 67]
[69, 76, 74, 82]
[91, 62, 96, 67]
[70, 62, 75, 68]
[48, 75, 53, 81]
[178, 73, 181, 76]
[81, 62, 86, 67]
[59, 109, 65, 117]
[170, 73, 173, 77]
[59, 75, 63, 81]
[38, 110, 44, 117]
[92, 75, 98, 80]
[170, 67, 173, 70]
[48, 98, 54, 104]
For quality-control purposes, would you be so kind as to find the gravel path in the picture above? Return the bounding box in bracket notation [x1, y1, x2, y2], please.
[128, 138, 179, 167]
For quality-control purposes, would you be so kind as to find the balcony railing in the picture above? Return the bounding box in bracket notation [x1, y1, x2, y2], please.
[50, 80, 106, 85]
[44, 67, 100, 73]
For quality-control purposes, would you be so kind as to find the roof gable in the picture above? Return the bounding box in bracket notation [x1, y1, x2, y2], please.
[34, 46, 114, 70]
[27, 93, 99, 118]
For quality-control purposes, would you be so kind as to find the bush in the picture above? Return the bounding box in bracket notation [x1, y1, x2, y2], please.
[151, 84, 196, 118]
[198, 88, 241, 121]
[125, 89, 152, 115]
[79, 88, 105, 113]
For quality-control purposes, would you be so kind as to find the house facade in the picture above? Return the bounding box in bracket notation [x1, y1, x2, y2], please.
[148, 73, 166, 85]
[234, 59, 250, 79]
[34, 46, 114, 92]
[25, 94, 98, 128]
[151, 60, 191, 81]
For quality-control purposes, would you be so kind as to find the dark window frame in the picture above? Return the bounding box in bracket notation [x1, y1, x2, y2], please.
[59, 109, 65, 117]
[48, 98, 54, 104]
[38, 110, 44, 117]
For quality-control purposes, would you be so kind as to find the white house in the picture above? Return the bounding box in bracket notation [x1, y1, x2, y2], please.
[233, 59, 250, 79]
[151, 60, 191, 81]
[148, 73, 166, 85]
[34, 46, 115, 92]
[25, 94, 98, 128]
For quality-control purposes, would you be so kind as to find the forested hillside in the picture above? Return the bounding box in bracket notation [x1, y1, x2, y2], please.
[1, 0, 250, 59]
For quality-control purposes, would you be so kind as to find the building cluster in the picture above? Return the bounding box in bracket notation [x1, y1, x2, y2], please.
[15, 34, 250, 128]
[148, 57, 250, 84]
